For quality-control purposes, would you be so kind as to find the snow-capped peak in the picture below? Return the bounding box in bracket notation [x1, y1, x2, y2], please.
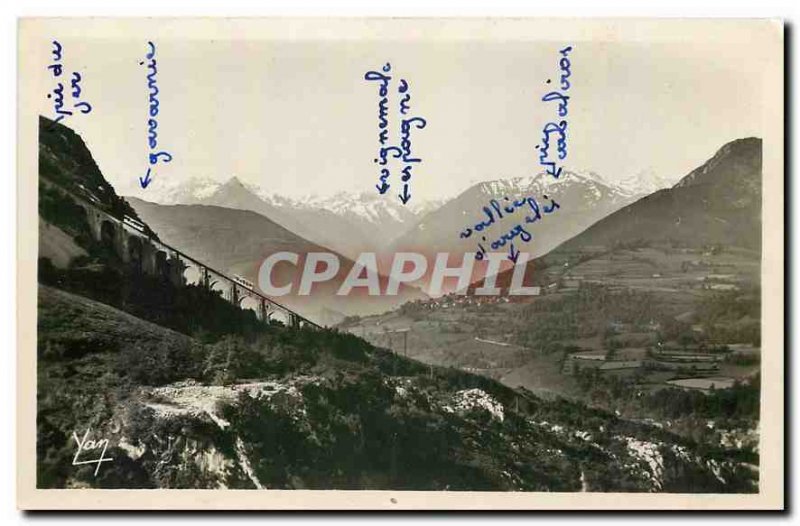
[574, 167, 678, 197]
[617, 168, 678, 195]
[137, 176, 222, 205]
[476, 170, 620, 197]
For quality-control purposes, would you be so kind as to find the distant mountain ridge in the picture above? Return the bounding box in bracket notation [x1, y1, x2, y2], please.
[128, 176, 442, 259]
[466, 137, 763, 293]
[135, 175, 448, 216]
[552, 137, 763, 254]
[126, 197, 427, 321]
[589, 168, 679, 198]
[389, 170, 641, 260]
[125, 197, 335, 277]
[128, 167, 667, 261]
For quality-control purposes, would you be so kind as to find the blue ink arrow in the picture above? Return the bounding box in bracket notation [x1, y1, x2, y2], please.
[139, 168, 153, 189]
[376, 181, 390, 194]
[399, 184, 411, 205]
[508, 242, 520, 264]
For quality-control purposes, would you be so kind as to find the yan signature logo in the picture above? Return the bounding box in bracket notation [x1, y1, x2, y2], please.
[71, 427, 114, 476]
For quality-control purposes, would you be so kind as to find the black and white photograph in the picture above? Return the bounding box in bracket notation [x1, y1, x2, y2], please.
[14, 15, 784, 511]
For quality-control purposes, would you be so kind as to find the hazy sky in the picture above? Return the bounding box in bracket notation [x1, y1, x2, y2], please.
[33, 21, 771, 202]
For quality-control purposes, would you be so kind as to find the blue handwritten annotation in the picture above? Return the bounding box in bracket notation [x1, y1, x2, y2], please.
[459, 195, 560, 263]
[364, 62, 427, 205]
[535, 46, 573, 179]
[139, 41, 172, 189]
[46, 40, 92, 124]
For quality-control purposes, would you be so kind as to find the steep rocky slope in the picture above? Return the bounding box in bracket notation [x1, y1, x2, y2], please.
[37, 286, 756, 491]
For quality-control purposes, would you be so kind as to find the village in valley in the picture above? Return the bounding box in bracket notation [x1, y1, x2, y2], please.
[341, 241, 761, 449]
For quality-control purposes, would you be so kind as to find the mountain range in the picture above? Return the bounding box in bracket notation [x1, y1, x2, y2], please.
[119, 138, 760, 310]
[126, 168, 676, 263]
[591, 168, 679, 199]
[549, 138, 762, 254]
[389, 170, 644, 261]
[129, 177, 443, 259]
[482, 137, 763, 291]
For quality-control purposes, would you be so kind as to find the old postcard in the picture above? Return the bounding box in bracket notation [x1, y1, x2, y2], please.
[17, 18, 784, 510]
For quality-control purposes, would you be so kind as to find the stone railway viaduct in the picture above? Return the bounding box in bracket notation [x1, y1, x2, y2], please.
[45, 178, 320, 330]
